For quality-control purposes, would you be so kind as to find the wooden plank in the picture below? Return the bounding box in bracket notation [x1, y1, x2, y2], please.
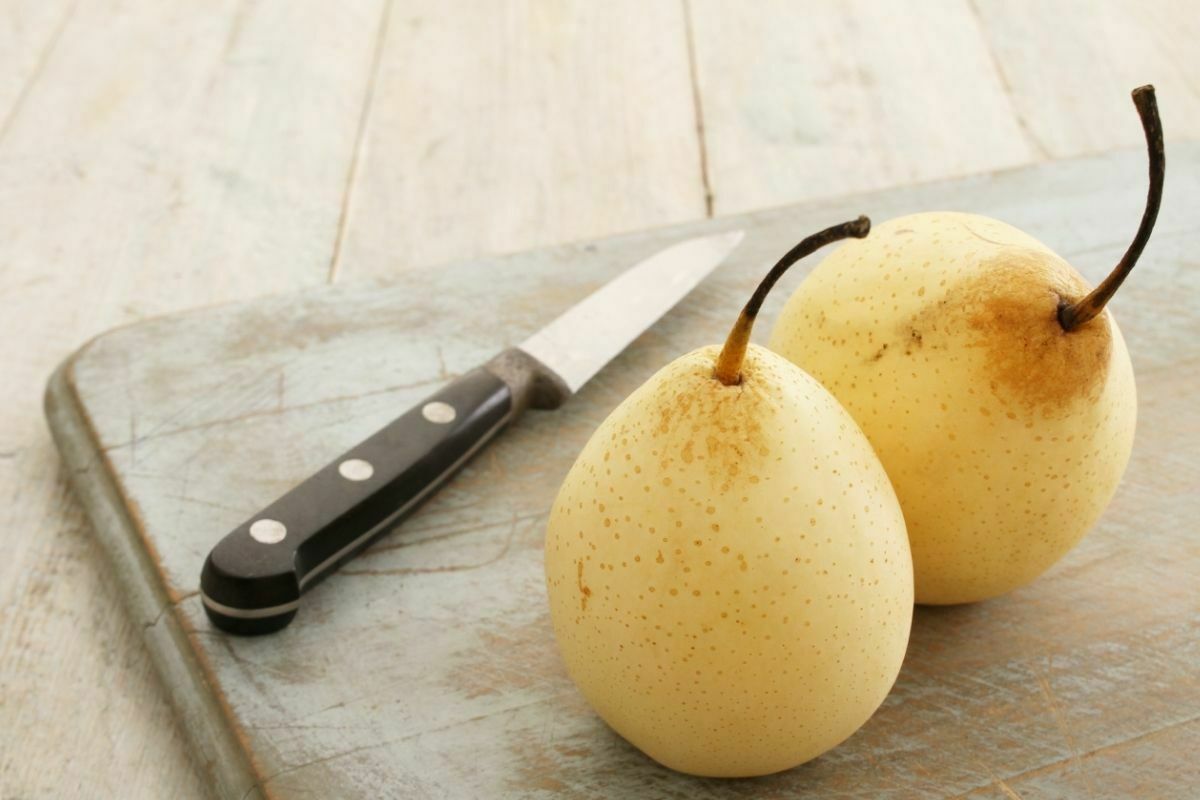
[333, 0, 707, 279]
[685, 0, 1037, 215]
[47, 147, 1200, 797]
[0, 2, 387, 796]
[972, 0, 1200, 158]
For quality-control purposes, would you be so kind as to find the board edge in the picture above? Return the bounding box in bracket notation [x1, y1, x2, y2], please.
[44, 354, 268, 800]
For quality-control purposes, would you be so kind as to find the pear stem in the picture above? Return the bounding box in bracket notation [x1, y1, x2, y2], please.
[713, 216, 871, 386]
[1058, 85, 1164, 332]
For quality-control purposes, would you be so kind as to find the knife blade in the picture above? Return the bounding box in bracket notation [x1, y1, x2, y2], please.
[200, 229, 744, 634]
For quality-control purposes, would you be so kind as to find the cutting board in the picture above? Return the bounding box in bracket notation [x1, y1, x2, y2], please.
[46, 148, 1200, 799]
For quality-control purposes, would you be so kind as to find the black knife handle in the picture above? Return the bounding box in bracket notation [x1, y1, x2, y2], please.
[200, 348, 567, 635]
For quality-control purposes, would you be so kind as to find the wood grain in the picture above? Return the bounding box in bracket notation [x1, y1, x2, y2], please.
[333, 0, 707, 279]
[47, 148, 1200, 798]
[685, 0, 1037, 215]
[971, 0, 1200, 158]
[0, 2, 387, 796]
[0, 0, 75, 135]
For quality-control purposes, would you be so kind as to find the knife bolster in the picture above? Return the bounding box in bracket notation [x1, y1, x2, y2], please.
[486, 348, 571, 413]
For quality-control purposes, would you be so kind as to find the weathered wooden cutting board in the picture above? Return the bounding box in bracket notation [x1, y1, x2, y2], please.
[46, 148, 1200, 799]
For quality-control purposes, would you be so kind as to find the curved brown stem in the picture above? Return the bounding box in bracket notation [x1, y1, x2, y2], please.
[713, 216, 871, 385]
[1058, 85, 1164, 332]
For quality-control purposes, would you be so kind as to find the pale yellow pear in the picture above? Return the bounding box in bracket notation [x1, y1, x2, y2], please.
[545, 219, 913, 777]
[768, 87, 1161, 604]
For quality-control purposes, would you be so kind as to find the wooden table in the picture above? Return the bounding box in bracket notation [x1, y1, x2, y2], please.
[1, 3, 1196, 797]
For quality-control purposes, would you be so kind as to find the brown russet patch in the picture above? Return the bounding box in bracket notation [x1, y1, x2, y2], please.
[905, 328, 924, 355]
[954, 249, 1112, 414]
[656, 389, 695, 435]
[649, 351, 777, 493]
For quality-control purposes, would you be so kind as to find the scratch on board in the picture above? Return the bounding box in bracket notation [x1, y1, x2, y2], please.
[163, 492, 252, 515]
[972, 760, 1026, 800]
[253, 694, 571, 798]
[955, 714, 1200, 797]
[1035, 658, 1096, 795]
[172, 458, 193, 535]
[247, 740, 394, 800]
[340, 511, 523, 577]
[204, 631, 301, 716]
[103, 374, 444, 452]
[434, 343, 453, 381]
[365, 511, 543, 557]
[144, 590, 199, 631]
[995, 778, 1025, 800]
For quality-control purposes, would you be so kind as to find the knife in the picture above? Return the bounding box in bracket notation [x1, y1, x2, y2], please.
[200, 230, 745, 634]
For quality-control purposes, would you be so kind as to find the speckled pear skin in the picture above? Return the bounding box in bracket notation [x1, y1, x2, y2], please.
[544, 344, 913, 778]
[770, 212, 1137, 605]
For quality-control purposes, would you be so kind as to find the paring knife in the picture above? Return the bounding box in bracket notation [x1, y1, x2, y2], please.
[200, 230, 745, 634]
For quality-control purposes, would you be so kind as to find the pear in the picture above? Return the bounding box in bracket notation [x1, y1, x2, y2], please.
[769, 86, 1162, 605]
[544, 218, 913, 778]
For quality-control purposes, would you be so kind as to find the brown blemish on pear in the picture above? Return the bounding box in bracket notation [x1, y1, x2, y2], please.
[957, 251, 1113, 413]
[646, 355, 775, 493]
[576, 559, 591, 611]
[694, 216, 872, 493]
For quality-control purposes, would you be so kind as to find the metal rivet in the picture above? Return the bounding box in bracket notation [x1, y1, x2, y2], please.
[338, 458, 374, 481]
[422, 401, 456, 424]
[249, 519, 287, 544]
